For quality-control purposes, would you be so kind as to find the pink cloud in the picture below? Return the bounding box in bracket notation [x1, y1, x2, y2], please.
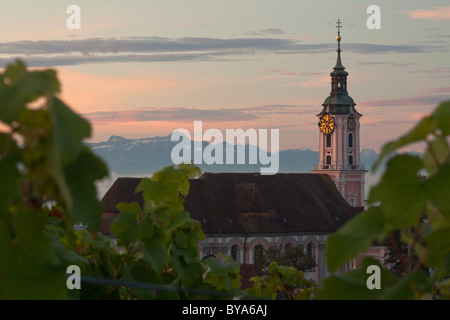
[403, 6, 450, 20]
[57, 69, 200, 114]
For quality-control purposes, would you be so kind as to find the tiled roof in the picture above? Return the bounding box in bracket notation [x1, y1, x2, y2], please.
[100, 172, 353, 235]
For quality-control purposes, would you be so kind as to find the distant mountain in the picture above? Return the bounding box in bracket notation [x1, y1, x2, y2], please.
[87, 135, 381, 176]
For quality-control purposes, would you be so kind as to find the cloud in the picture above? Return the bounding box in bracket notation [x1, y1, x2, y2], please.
[357, 61, 418, 68]
[406, 67, 450, 75]
[84, 104, 312, 123]
[245, 28, 286, 36]
[426, 87, 450, 94]
[403, 6, 450, 20]
[0, 36, 446, 68]
[360, 94, 449, 108]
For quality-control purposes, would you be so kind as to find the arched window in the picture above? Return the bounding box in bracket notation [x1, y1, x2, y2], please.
[253, 245, 265, 275]
[306, 242, 315, 258]
[284, 243, 293, 252]
[349, 155, 354, 165]
[348, 133, 353, 148]
[326, 155, 332, 165]
[326, 134, 332, 148]
[231, 245, 239, 262]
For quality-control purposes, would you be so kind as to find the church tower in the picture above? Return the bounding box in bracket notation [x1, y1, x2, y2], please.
[311, 20, 367, 207]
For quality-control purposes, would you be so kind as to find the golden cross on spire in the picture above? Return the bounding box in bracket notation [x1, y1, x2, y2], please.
[336, 19, 342, 36]
[336, 19, 342, 48]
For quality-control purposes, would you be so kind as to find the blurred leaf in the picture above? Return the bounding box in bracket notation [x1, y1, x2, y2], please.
[320, 258, 396, 300]
[381, 270, 430, 300]
[369, 155, 426, 228]
[423, 133, 450, 175]
[0, 152, 21, 213]
[433, 101, 450, 135]
[425, 162, 450, 218]
[64, 146, 108, 231]
[373, 116, 436, 171]
[49, 97, 90, 166]
[0, 209, 67, 299]
[326, 206, 387, 272]
[422, 227, 450, 268]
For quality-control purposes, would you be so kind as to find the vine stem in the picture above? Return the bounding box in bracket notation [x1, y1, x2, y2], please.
[388, 232, 408, 275]
[106, 242, 136, 298]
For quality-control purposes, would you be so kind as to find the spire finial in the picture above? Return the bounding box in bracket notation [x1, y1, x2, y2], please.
[336, 19, 342, 50]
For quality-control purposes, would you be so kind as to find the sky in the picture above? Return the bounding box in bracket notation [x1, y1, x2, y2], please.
[0, 0, 449, 154]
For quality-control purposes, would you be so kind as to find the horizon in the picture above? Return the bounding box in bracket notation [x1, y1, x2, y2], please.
[91, 132, 387, 154]
[1, 1, 449, 154]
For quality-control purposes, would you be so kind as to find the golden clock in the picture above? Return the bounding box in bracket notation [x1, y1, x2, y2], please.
[319, 114, 335, 134]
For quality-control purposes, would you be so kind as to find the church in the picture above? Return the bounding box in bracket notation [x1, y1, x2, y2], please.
[99, 22, 385, 286]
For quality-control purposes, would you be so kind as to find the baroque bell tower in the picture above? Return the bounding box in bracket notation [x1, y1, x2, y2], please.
[311, 20, 367, 207]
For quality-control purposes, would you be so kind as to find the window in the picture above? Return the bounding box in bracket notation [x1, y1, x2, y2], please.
[348, 133, 353, 148]
[349, 155, 354, 165]
[326, 155, 332, 165]
[326, 134, 332, 148]
[253, 245, 264, 275]
[284, 243, 293, 252]
[349, 197, 355, 207]
[231, 245, 239, 262]
[306, 242, 315, 259]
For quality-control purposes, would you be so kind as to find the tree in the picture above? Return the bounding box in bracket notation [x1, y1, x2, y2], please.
[257, 245, 316, 276]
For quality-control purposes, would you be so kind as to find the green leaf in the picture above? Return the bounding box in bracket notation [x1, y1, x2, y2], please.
[202, 255, 242, 295]
[0, 61, 60, 124]
[3, 59, 27, 85]
[123, 262, 160, 300]
[141, 239, 168, 274]
[373, 116, 436, 171]
[381, 270, 430, 300]
[326, 206, 387, 272]
[170, 246, 203, 288]
[49, 97, 90, 166]
[0, 152, 21, 212]
[423, 133, 450, 175]
[369, 155, 426, 228]
[111, 211, 154, 248]
[63, 146, 108, 231]
[425, 162, 450, 218]
[110, 212, 139, 247]
[319, 258, 396, 300]
[433, 101, 450, 135]
[422, 227, 450, 268]
[117, 202, 142, 216]
[0, 209, 67, 299]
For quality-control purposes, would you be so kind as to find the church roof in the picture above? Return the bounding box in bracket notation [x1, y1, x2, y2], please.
[100, 172, 353, 235]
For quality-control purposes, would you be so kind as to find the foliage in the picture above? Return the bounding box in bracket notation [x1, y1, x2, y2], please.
[321, 101, 450, 300]
[0, 60, 108, 299]
[0, 60, 246, 300]
[246, 261, 316, 300]
[256, 245, 316, 276]
[78, 164, 246, 299]
[2, 60, 449, 300]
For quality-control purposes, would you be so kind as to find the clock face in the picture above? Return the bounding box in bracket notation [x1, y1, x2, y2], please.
[319, 114, 335, 134]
